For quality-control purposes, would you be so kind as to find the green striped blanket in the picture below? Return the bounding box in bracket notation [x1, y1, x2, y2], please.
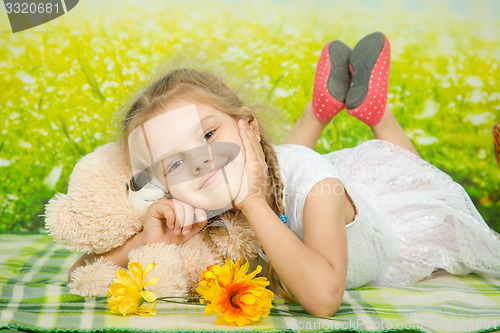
[1, 235, 499, 333]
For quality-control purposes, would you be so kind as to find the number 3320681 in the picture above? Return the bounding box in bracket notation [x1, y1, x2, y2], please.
[5, 2, 61, 14]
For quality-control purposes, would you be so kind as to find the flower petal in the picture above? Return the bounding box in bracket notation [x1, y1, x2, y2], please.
[144, 276, 159, 287]
[116, 269, 139, 289]
[143, 262, 157, 278]
[205, 304, 215, 317]
[128, 262, 144, 285]
[234, 260, 250, 281]
[215, 313, 227, 325]
[118, 298, 139, 316]
[140, 291, 157, 303]
[136, 301, 157, 316]
[246, 265, 262, 280]
[240, 293, 256, 305]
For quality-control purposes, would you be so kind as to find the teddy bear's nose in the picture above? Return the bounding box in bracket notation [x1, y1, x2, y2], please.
[130, 168, 151, 191]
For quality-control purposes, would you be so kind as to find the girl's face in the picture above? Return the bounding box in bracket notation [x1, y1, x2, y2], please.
[128, 99, 249, 212]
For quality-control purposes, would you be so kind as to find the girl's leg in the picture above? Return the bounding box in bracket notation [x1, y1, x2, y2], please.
[343, 32, 419, 156]
[283, 33, 419, 156]
[371, 105, 420, 157]
[282, 101, 326, 150]
[282, 101, 420, 157]
[283, 40, 352, 149]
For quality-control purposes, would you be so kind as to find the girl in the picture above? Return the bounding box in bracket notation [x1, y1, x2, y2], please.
[69, 32, 500, 317]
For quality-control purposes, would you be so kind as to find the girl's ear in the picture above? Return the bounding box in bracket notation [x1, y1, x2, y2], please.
[240, 107, 261, 141]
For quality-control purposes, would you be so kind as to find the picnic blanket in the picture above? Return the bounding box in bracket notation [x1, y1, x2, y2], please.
[1, 235, 500, 333]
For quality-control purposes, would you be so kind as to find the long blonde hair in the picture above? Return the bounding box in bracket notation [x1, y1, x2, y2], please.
[120, 67, 295, 302]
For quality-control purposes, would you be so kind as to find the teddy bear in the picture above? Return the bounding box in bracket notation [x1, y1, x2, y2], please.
[44, 141, 265, 298]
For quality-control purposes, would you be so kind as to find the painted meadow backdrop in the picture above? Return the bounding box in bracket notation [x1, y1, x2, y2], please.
[0, 0, 499, 233]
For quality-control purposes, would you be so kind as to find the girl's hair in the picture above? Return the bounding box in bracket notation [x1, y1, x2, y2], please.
[120, 67, 295, 302]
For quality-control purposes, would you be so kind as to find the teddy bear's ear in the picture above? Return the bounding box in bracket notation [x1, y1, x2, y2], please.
[44, 142, 144, 254]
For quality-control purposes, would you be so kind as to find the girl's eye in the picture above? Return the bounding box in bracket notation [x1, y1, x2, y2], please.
[203, 129, 216, 142]
[167, 160, 184, 174]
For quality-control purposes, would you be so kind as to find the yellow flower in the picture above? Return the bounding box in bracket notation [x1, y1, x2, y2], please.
[196, 258, 274, 327]
[106, 261, 159, 316]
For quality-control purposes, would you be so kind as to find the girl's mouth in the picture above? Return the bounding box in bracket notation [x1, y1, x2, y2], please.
[200, 165, 225, 189]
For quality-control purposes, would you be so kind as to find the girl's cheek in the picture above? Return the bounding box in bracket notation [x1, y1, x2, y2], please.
[171, 182, 190, 197]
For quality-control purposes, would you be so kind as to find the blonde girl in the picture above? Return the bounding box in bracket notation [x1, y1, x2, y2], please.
[69, 32, 500, 317]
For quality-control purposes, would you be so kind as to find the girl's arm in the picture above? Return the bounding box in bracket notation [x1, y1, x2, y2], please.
[240, 178, 348, 317]
[68, 198, 208, 283]
[237, 119, 348, 317]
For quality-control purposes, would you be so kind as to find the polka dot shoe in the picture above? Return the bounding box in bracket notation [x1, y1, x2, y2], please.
[312, 40, 352, 122]
[346, 32, 390, 126]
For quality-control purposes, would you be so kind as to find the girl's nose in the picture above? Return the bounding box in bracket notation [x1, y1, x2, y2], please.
[187, 147, 212, 176]
[192, 157, 211, 176]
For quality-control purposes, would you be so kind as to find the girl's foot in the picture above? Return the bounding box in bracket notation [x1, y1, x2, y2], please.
[312, 40, 352, 122]
[346, 32, 390, 126]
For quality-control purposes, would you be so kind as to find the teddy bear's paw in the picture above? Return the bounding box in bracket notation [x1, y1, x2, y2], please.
[178, 233, 224, 297]
[68, 257, 120, 297]
[129, 242, 188, 298]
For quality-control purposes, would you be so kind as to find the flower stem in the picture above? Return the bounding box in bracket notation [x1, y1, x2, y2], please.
[156, 296, 336, 321]
[156, 296, 206, 306]
[158, 296, 204, 300]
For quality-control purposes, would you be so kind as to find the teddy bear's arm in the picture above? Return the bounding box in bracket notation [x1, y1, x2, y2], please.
[68, 255, 122, 297]
[68, 253, 96, 284]
[68, 231, 147, 284]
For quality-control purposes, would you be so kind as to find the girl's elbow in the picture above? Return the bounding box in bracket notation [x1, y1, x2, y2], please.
[306, 285, 344, 317]
[307, 298, 341, 317]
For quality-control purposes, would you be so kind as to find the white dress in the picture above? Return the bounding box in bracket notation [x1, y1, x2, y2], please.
[273, 140, 500, 290]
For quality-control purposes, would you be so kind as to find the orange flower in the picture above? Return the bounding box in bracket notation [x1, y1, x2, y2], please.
[106, 261, 159, 316]
[196, 258, 274, 326]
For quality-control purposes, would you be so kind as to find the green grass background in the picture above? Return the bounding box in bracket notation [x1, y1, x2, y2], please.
[0, 0, 499, 233]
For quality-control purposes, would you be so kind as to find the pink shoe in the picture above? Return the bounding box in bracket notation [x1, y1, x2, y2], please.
[346, 32, 390, 126]
[312, 40, 352, 122]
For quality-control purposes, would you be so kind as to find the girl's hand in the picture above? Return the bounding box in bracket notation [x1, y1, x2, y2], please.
[140, 198, 208, 245]
[236, 119, 269, 211]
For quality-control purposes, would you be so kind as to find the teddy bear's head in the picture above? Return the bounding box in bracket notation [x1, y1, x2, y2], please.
[44, 141, 262, 261]
[44, 142, 165, 254]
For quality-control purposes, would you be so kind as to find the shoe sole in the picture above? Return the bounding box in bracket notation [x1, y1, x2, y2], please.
[327, 40, 352, 103]
[345, 32, 386, 109]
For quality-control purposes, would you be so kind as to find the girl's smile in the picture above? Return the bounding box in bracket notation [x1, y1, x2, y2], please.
[200, 164, 225, 189]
